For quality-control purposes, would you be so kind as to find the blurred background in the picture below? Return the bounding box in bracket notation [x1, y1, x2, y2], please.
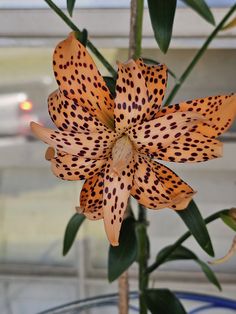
[0, 1, 235, 313]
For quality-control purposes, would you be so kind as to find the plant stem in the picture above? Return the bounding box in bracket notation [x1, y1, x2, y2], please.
[129, 0, 144, 59]
[164, 4, 236, 106]
[128, 0, 148, 312]
[44, 0, 116, 77]
[118, 272, 129, 314]
[118, 200, 132, 314]
[136, 204, 149, 314]
[147, 209, 228, 273]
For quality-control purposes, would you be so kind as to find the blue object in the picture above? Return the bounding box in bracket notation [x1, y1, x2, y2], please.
[176, 292, 236, 313]
[37, 291, 236, 314]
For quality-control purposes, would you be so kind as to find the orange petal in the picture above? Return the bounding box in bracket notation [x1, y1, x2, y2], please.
[48, 90, 110, 132]
[131, 154, 194, 210]
[135, 58, 168, 118]
[127, 111, 205, 157]
[114, 60, 149, 133]
[30, 122, 117, 159]
[53, 32, 114, 129]
[103, 158, 134, 246]
[51, 153, 106, 181]
[79, 168, 106, 220]
[156, 131, 223, 163]
[156, 94, 236, 138]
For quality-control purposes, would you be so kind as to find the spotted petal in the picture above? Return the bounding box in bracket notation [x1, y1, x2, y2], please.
[127, 111, 205, 157]
[135, 58, 167, 118]
[50, 152, 106, 180]
[157, 94, 236, 138]
[156, 131, 223, 163]
[103, 158, 134, 246]
[114, 60, 149, 133]
[48, 90, 110, 132]
[131, 154, 194, 210]
[79, 167, 106, 220]
[31, 122, 117, 159]
[53, 32, 114, 129]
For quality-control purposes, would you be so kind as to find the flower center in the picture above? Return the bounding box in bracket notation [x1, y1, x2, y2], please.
[111, 135, 133, 175]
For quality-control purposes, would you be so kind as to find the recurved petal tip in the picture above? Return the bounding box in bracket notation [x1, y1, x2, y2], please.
[45, 147, 55, 161]
[110, 239, 119, 247]
[30, 121, 42, 135]
[30, 121, 37, 131]
[30, 121, 42, 139]
[30, 121, 51, 143]
[104, 218, 120, 247]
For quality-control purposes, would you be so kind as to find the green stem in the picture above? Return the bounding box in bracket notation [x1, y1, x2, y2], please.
[44, 0, 116, 77]
[136, 204, 149, 314]
[147, 209, 228, 273]
[164, 4, 236, 106]
[129, 0, 144, 59]
[129, 1, 147, 312]
[135, 0, 144, 58]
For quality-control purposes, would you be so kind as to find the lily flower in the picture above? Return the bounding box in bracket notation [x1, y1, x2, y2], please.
[31, 32, 236, 246]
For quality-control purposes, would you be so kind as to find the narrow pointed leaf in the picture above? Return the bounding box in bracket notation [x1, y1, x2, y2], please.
[67, 0, 76, 17]
[103, 76, 116, 98]
[75, 29, 88, 47]
[220, 211, 236, 232]
[108, 217, 137, 282]
[147, 0, 177, 53]
[197, 260, 221, 290]
[182, 0, 215, 25]
[177, 200, 214, 256]
[156, 245, 221, 290]
[145, 289, 187, 314]
[156, 245, 196, 265]
[63, 213, 85, 256]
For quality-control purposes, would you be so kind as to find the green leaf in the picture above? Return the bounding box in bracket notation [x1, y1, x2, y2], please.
[156, 245, 221, 290]
[103, 76, 116, 98]
[156, 245, 195, 264]
[197, 260, 221, 291]
[181, 0, 215, 25]
[63, 213, 85, 256]
[220, 211, 236, 232]
[142, 57, 177, 79]
[67, 0, 76, 17]
[108, 217, 137, 282]
[177, 200, 214, 256]
[145, 289, 187, 314]
[75, 29, 88, 47]
[147, 0, 177, 53]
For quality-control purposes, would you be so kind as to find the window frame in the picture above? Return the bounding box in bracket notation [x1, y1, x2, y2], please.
[0, 7, 235, 48]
